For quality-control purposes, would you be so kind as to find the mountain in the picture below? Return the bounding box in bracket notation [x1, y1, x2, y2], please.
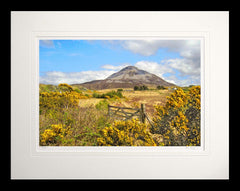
[74, 66, 176, 90]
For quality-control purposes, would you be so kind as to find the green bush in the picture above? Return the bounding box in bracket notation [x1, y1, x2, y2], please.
[157, 85, 166, 90]
[95, 100, 109, 110]
[134, 85, 149, 91]
[134, 86, 139, 91]
[93, 90, 123, 99]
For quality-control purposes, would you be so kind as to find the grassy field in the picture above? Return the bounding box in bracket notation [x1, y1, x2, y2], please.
[72, 87, 174, 117]
[97, 88, 173, 116]
[39, 84, 200, 146]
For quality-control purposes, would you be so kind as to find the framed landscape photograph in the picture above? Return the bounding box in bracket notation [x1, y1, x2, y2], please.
[11, 11, 229, 179]
[39, 39, 202, 147]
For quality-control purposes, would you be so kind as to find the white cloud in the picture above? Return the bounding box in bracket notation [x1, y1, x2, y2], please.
[40, 60, 200, 86]
[133, 60, 200, 86]
[121, 40, 200, 57]
[40, 70, 116, 85]
[134, 61, 173, 78]
[40, 40, 55, 48]
[40, 40, 201, 86]
[40, 63, 131, 85]
[121, 40, 161, 56]
[162, 58, 200, 77]
[120, 39, 200, 79]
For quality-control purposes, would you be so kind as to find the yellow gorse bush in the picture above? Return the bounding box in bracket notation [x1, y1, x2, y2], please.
[41, 124, 72, 145]
[165, 88, 188, 109]
[151, 86, 201, 146]
[40, 90, 88, 110]
[188, 85, 201, 110]
[58, 83, 74, 92]
[39, 82, 200, 147]
[41, 129, 56, 144]
[97, 119, 157, 146]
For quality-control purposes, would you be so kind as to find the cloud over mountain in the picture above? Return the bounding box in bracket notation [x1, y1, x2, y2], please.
[40, 70, 116, 85]
[39, 40, 201, 86]
[120, 40, 201, 86]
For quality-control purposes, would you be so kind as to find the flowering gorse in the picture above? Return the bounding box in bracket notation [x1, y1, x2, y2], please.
[97, 119, 157, 146]
[151, 86, 201, 146]
[58, 83, 74, 92]
[40, 91, 88, 110]
[41, 124, 72, 145]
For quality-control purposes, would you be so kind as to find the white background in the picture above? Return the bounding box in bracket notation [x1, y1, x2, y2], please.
[11, 11, 229, 179]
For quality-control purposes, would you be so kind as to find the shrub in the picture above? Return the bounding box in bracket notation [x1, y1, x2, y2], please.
[95, 99, 109, 110]
[134, 85, 148, 91]
[39, 83, 114, 146]
[40, 103, 113, 146]
[97, 119, 157, 146]
[151, 86, 201, 146]
[40, 124, 72, 145]
[39, 84, 58, 93]
[40, 91, 88, 110]
[142, 85, 148, 90]
[157, 85, 166, 90]
[134, 86, 139, 91]
[58, 83, 74, 92]
[74, 88, 82, 94]
[92, 92, 100, 98]
[93, 90, 123, 99]
[70, 106, 112, 146]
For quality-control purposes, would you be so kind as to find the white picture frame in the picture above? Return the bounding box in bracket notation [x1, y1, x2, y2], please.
[11, 11, 229, 179]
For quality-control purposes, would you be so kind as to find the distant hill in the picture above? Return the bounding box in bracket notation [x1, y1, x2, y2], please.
[73, 66, 176, 90]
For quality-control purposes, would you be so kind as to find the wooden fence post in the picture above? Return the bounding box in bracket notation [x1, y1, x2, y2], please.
[108, 104, 146, 123]
[140, 104, 146, 123]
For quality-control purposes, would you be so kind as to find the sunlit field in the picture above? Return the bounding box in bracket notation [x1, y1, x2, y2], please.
[39, 84, 200, 146]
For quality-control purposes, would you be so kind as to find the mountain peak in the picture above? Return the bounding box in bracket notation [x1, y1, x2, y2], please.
[120, 65, 138, 71]
[107, 66, 147, 80]
[78, 65, 176, 90]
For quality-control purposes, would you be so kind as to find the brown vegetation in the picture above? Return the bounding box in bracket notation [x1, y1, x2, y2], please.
[39, 83, 200, 146]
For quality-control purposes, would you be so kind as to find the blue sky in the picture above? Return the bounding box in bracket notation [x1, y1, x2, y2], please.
[39, 39, 201, 86]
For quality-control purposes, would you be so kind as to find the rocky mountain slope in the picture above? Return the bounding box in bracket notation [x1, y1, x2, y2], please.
[74, 66, 175, 90]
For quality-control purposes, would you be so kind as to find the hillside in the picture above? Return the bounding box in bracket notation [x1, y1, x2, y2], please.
[74, 66, 175, 90]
